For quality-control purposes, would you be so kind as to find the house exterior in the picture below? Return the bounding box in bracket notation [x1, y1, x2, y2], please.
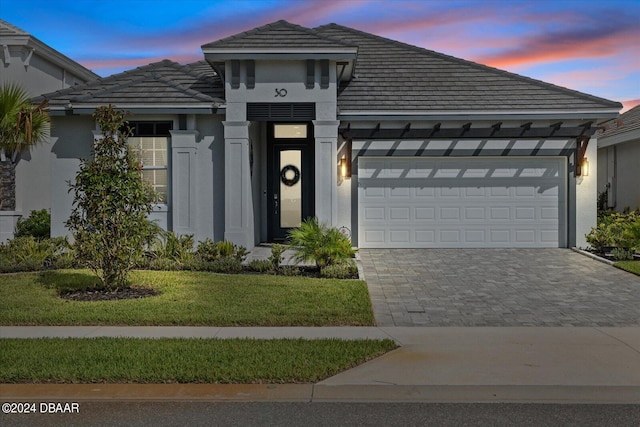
[26, 20, 621, 249]
[597, 105, 640, 211]
[0, 19, 99, 242]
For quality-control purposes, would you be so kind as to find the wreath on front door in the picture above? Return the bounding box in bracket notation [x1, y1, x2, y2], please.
[280, 164, 301, 186]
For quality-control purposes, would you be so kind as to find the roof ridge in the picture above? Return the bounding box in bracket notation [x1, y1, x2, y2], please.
[315, 23, 621, 109]
[202, 19, 355, 49]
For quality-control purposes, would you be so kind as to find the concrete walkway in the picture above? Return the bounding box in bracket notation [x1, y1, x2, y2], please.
[360, 248, 640, 327]
[2, 326, 639, 403]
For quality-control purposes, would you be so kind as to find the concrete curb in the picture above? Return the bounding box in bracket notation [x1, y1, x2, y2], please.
[570, 247, 616, 265]
[2, 384, 639, 404]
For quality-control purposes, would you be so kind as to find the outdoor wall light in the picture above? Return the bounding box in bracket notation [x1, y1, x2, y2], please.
[581, 158, 589, 176]
[340, 155, 349, 179]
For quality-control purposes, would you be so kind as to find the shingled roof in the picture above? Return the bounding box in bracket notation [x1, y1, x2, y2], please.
[598, 105, 640, 140]
[202, 20, 354, 50]
[314, 23, 622, 114]
[0, 19, 27, 36]
[37, 60, 223, 110]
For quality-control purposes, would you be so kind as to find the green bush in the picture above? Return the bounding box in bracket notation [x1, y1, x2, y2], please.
[611, 248, 634, 261]
[248, 259, 274, 273]
[0, 236, 69, 272]
[321, 261, 358, 279]
[148, 231, 194, 265]
[280, 265, 301, 276]
[15, 209, 50, 240]
[287, 217, 356, 268]
[195, 239, 248, 263]
[586, 210, 640, 253]
[197, 257, 243, 274]
[269, 244, 286, 270]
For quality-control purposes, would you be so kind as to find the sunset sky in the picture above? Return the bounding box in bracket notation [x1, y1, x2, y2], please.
[2, 0, 638, 111]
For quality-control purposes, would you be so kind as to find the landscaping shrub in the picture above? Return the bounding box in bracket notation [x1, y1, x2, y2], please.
[197, 257, 243, 274]
[0, 236, 69, 272]
[320, 261, 358, 279]
[15, 209, 50, 240]
[195, 239, 248, 263]
[269, 243, 286, 270]
[280, 265, 301, 276]
[586, 210, 640, 253]
[148, 231, 194, 265]
[287, 217, 356, 268]
[611, 247, 634, 261]
[248, 259, 274, 273]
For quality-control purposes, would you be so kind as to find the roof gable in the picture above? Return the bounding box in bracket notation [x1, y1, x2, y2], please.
[314, 23, 622, 114]
[1, 19, 98, 82]
[202, 20, 355, 51]
[37, 60, 223, 111]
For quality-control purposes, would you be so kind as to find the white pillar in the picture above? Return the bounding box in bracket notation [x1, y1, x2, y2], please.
[575, 136, 598, 249]
[170, 130, 199, 236]
[222, 121, 254, 248]
[312, 120, 340, 226]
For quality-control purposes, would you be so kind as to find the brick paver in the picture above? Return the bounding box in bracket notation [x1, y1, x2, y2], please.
[359, 249, 640, 327]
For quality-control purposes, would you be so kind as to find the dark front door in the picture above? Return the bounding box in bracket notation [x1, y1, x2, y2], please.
[267, 123, 314, 241]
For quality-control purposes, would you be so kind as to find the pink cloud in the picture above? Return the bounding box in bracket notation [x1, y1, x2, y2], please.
[622, 99, 640, 113]
[474, 18, 639, 69]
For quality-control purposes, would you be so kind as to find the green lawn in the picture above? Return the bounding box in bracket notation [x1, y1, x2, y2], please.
[0, 337, 397, 383]
[0, 270, 374, 326]
[615, 260, 640, 276]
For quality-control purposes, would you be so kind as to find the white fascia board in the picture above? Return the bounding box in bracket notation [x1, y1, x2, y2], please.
[597, 129, 640, 148]
[338, 109, 621, 121]
[48, 103, 219, 115]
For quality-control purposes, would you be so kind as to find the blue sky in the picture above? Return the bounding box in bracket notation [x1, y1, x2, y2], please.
[2, 0, 638, 110]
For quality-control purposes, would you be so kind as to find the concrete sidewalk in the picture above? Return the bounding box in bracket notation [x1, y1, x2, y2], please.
[1, 326, 639, 403]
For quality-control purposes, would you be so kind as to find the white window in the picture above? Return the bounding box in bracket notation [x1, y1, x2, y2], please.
[129, 136, 168, 203]
[128, 121, 171, 204]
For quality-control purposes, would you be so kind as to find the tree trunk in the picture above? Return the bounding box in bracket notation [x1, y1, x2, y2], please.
[0, 159, 16, 211]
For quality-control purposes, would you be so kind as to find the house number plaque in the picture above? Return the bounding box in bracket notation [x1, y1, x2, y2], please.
[274, 88, 288, 97]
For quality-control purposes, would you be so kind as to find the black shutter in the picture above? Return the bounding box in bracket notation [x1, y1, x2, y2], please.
[247, 103, 315, 121]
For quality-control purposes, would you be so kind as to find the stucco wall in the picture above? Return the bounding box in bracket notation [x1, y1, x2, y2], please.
[598, 140, 640, 211]
[15, 135, 51, 215]
[49, 115, 94, 237]
[1, 45, 88, 97]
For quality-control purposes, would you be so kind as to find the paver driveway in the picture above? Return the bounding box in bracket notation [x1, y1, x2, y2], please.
[359, 249, 640, 327]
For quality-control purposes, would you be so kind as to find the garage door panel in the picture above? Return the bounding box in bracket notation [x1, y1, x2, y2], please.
[358, 157, 566, 248]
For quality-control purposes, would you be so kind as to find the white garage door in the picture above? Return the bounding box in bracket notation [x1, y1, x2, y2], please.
[358, 157, 566, 248]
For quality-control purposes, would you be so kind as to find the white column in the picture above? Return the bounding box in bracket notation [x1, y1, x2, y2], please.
[312, 120, 340, 226]
[575, 137, 597, 249]
[169, 130, 199, 236]
[222, 121, 254, 248]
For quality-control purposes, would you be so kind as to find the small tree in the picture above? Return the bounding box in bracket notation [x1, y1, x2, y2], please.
[66, 105, 154, 289]
[0, 83, 50, 210]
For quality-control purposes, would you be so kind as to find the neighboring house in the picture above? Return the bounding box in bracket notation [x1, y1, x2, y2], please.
[26, 20, 620, 250]
[0, 19, 99, 242]
[597, 105, 640, 211]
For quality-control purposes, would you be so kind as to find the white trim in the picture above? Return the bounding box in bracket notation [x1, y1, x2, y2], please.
[598, 129, 640, 148]
[340, 109, 620, 117]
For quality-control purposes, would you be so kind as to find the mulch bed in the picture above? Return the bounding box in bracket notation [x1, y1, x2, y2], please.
[60, 286, 161, 302]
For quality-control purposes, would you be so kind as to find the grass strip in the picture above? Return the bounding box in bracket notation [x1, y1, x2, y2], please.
[0, 270, 374, 326]
[615, 260, 640, 276]
[0, 338, 397, 383]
